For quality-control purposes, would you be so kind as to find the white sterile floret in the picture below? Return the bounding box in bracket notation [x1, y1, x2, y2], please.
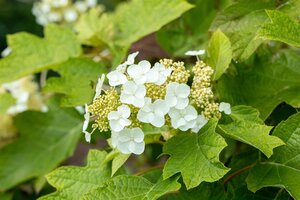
[152, 63, 172, 85]
[107, 70, 127, 86]
[120, 81, 146, 108]
[219, 102, 231, 115]
[48, 12, 62, 22]
[137, 98, 169, 127]
[165, 82, 190, 109]
[191, 115, 208, 133]
[93, 74, 105, 101]
[82, 104, 91, 142]
[168, 105, 198, 131]
[111, 128, 145, 155]
[116, 51, 139, 73]
[108, 105, 131, 132]
[127, 60, 158, 84]
[185, 49, 205, 56]
[64, 8, 78, 22]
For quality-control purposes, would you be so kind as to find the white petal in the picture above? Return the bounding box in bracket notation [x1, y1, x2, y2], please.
[118, 105, 131, 118]
[84, 131, 91, 143]
[126, 51, 139, 65]
[150, 115, 165, 127]
[219, 102, 231, 115]
[153, 99, 169, 114]
[127, 64, 142, 79]
[175, 98, 189, 109]
[135, 85, 146, 98]
[93, 74, 105, 101]
[117, 141, 131, 154]
[108, 111, 119, 120]
[146, 68, 159, 83]
[111, 131, 119, 148]
[137, 110, 151, 123]
[109, 119, 124, 132]
[138, 60, 151, 72]
[185, 50, 205, 56]
[166, 82, 178, 94]
[82, 120, 89, 132]
[131, 128, 144, 143]
[171, 118, 186, 129]
[191, 115, 208, 133]
[133, 97, 145, 108]
[131, 141, 145, 155]
[177, 84, 190, 98]
[123, 81, 138, 94]
[119, 118, 131, 127]
[165, 94, 177, 107]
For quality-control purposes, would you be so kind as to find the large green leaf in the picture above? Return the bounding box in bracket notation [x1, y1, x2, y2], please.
[210, 0, 277, 60]
[247, 113, 300, 199]
[0, 24, 81, 84]
[216, 49, 300, 119]
[0, 98, 81, 191]
[44, 58, 105, 106]
[219, 106, 284, 158]
[206, 29, 232, 80]
[163, 120, 229, 189]
[83, 175, 181, 200]
[39, 150, 111, 200]
[257, 10, 300, 47]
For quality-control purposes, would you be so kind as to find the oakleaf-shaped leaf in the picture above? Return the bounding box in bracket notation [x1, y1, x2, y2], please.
[39, 150, 111, 200]
[44, 58, 105, 106]
[163, 120, 229, 189]
[0, 24, 81, 84]
[257, 10, 300, 47]
[82, 175, 181, 200]
[0, 98, 81, 191]
[247, 113, 300, 199]
[207, 29, 232, 80]
[219, 106, 284, 158]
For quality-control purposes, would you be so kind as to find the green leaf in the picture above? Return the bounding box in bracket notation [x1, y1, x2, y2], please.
[82, 175, 181, 200]
[163, 120, 229, 189]
[0, 98, 81, 191]
[0, 24, 81, 84]
[0, 93, 15, 114]
[206, 29, 232, 80]
[219, 106, 284, 158]
[216, 49, 300, 119]
[44, 58, 105, 106]
[210, 0, 277, 60]
[247, 113, 300, 199]
[39, 150, 110, 200]
[257, 10, 300, 47]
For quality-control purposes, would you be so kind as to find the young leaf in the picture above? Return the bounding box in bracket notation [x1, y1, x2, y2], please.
[163, 120, 230, 189]
[0, 98, 81, 191]
[0, 24, 81, 84]
[257, 10, 300, 47]
[210, 0, 277, 61]
[207, 29, 232, 80]
[44, 58, 105, 106]
[217, 49, 300, 119]
[247, 113, 300, 199]
[39, 150, 111, 200]
[82, 175, 181, 200]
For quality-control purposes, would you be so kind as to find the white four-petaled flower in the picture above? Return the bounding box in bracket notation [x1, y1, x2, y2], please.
[219, 102, 231, 115]
[168, 105, 198, 131]
[108, 105, 131, 132]
[111, 128, 145, 155]
[165, 82, 190, 109]
[127, 60, 158, 84]
[151, 63, 172, 85]
[137, 98, 169, 127]
[93, 74, 105, 101]
[191, 115, 208, 133]
[120, 81, 146, 108]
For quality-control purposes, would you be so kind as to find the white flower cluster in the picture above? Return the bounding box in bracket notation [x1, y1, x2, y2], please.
[32, 0, 98, 26]
[83, 52, 231, 155]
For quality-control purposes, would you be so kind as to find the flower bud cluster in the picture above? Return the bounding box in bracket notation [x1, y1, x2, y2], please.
[191, 61, 221, 119]
[32, 0, 99, 26]
[83, 52, 231, 155]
